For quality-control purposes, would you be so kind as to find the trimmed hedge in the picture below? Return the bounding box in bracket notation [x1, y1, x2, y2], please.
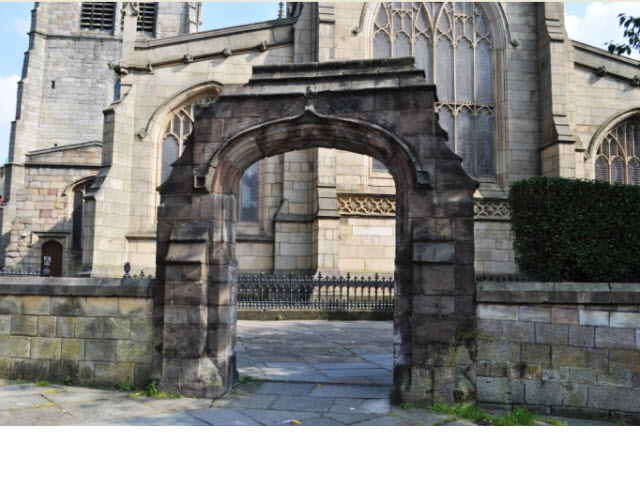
[508, 177, 640, 282]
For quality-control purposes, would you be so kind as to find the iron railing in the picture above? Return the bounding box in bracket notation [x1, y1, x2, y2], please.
[0, 266, 41, 276]
[237, 272, 395, 311]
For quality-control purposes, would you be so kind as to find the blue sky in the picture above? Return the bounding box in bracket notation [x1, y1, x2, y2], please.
[0, 2, 637, 163]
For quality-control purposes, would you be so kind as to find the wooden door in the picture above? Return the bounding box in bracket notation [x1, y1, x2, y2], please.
[41, 241, 63, 277]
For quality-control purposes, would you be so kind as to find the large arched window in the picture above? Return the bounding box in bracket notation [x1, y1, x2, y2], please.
[160, 104, 194, 183]
[240, 162, 259, 222]
[372, 2, 494, 177]
[594, 118, 640, 185]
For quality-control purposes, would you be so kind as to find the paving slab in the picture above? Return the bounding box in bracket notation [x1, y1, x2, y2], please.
[131, 397, 213, 414]
[42, 388, 129, 405]
[360, 398, 391, 414]
[241, 408, 320, 426]
[309, 384, 391, 399]
[389, 406, 455, 425]
[269, 394, 335, 413]
[0, 406, 77, 426]
[311, 361, 373, 370]
[255, 382, 315, 396]
[325, 412, 379, 424]
[62, 398, 160, 422]
[212, 393, 278, 409]
[0, 394, 51, 410]
[126, 412, 209, 426]
[292, 415, 344, 426]
[353, 415, 419, 426]
[0, 384, 50, 397]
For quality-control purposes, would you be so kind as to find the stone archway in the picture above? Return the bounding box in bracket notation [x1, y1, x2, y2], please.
[155, 57, 478, 406]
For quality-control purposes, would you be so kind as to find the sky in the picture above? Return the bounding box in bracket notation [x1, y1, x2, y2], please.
[0, 2, 638, 163]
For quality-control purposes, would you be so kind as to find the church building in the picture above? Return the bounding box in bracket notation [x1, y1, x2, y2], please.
[1, 2, 639, 278]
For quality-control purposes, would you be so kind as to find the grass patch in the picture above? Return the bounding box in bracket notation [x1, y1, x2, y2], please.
[431, 403, 561, 426]
[42, 389, 61, 394]
[239, 376, 254, 384]
[35, 380, 50, 387]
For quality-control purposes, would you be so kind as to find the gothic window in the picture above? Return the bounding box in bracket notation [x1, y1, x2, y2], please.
[71, 180, 92, 251]
[160, 105, 194, 184]
[240, 163, 259, 222]
[372, 2, 495, 177]
[594, 119, 640, 185]
[80, 3, 116, 32]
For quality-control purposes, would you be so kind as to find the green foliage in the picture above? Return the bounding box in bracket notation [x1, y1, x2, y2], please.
[145, 381, 159, 397]
[492, 407, 536, 426]
[35, 380, 50, 387]
[239, 376, 254, 384]
[400, 402, 414, 410]
[606, 14, 640, 56]
[64, 376, 73, 386]
[432, 403, 492, 422]
[114, 377, 135, 392]
[508, 177, 640, 282]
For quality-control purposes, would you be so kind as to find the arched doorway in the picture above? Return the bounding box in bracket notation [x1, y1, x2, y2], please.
[41, 240, 63, 277]
[155, 58, 477, 406]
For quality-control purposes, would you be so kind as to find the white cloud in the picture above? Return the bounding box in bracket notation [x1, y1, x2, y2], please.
[0, 75, 20, 163]
[12, 17, 29, 35]
[565, 2, 640, 59]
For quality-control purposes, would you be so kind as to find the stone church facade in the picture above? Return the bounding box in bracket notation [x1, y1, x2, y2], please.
[1, 1, 640, 278]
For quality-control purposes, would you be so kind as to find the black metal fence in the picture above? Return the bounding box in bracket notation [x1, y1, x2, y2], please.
[237, 272, 395, 311]
[0, 267, 41, 277]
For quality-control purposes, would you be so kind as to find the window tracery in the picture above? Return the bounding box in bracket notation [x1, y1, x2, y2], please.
[594, 118, 640, 185]
[372, 2, 495, 176]
[160, 104, 194, 183]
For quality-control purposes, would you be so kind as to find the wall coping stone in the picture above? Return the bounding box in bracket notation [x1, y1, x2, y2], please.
[0, 277, 153, 298]
[477, 281, 640, 305]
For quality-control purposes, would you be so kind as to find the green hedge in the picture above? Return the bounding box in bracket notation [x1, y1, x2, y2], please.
[508, 177, 640, 282]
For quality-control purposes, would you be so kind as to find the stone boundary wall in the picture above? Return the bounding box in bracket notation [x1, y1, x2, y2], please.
[0, 278, 154, 389]
[476, 282, 640, 422]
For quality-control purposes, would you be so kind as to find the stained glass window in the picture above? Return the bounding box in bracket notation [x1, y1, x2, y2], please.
[595, 119, 640, 185]
[372, 2, 495, 177]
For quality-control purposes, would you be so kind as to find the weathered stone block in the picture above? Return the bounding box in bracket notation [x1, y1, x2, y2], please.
[519, 306, 550, 323]
[535, 323, 568, 345]
[207, 324, 237, 357]
[163, 325, 207, 357]
[164, 305, 207, 326]
[502, 321, 535, 343]
[413, 241, 455, 263]
[610, 312, 640, 328]
[103, 318, 131, 340]
[50, 297, 86, 316]
[119, 297, 153, 318]
[476, 376, 524, 403]
[581, 348, 608, 371]
[412, 218, 453, 241]
[477, 304, 518, 321]
[413, 265, 455, 293]
[130, 318, 152, 341]
[477, 341, 520, 363]
[84, 339, 117, 361]
[524, 380, 563, 405]
[568, 325, 594, 348]
[86, 297, 119, 317]
[0, 315, 10, 335]
[579, 310, 608, 327]
[77, 361, 94, 384]
[134, 364, 152, 389]
[31, 337, 61, 360]
[522, 344, 551, 366]
[75, 317, 104, 339]
[0, 296, 21, 314]
[117, 340, 152, 363]
[476, 360, 508, 377]
[596, 371, 632, 387]
[563, 383, 588, 407]
[56, 317, 75, 338]
[609, 349, 640, 373]
[94, 362, 135, 387]
[11, 358, 48, 380]
[61, 339, 85, 360]
[551, 345, 582, 367]
[0, 335, 30, 357]
[0, 357, 10, 377]
[541, 367, 570, 383]
[22, 296, 51, 315]
[588, 385, 640, 411]
[477, 318, 502, 340]
[568, 367, 596, 384]
[595, 327, 636, 350]
[551, 308, 578, 325]
[10, 315, 37, 336]
[37, 316, 56, 337]
[509, 363, 541, 380]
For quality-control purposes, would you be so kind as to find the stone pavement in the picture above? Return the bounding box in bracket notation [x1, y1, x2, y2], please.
[0, 321, 619, 426]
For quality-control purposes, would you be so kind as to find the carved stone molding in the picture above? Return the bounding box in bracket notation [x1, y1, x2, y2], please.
[337, 194, 396, 216]
[474, 198, 510, 220]
[338, 195, 511, 220]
